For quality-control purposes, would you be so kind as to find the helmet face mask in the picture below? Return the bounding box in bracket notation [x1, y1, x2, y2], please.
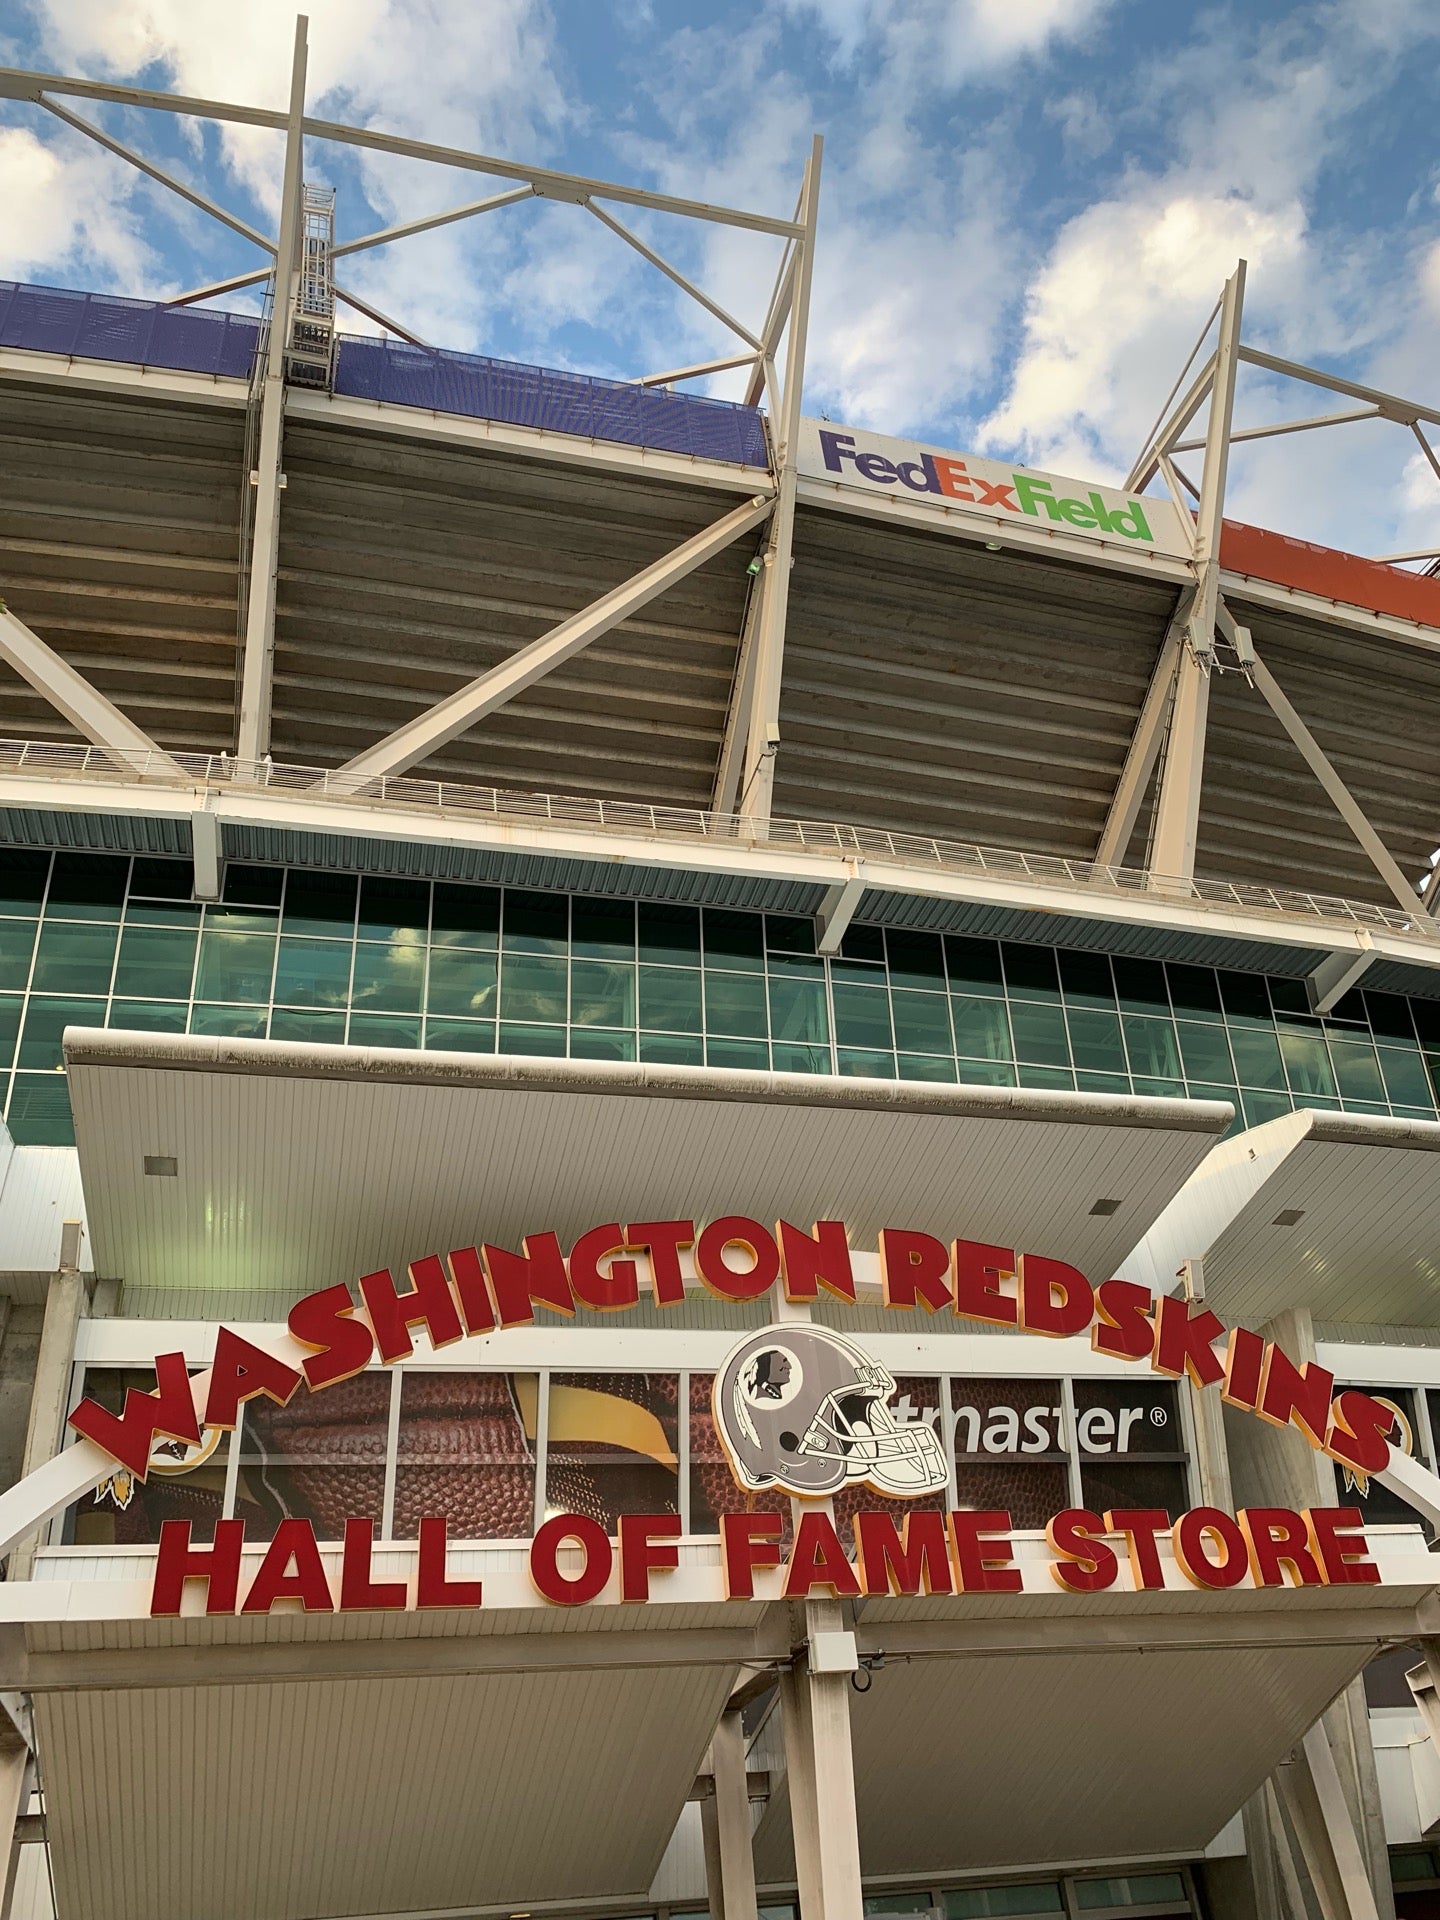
[714, 1325, 949, 1500]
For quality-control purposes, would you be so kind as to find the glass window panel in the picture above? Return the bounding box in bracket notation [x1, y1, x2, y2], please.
[889, 989, 951, 1055]
[1123, 1014, 1181, 1079]
[273, 937, 351, 1008]
[706, 971, 769, 1038]
[952, 996, 1012, 1060]
[1002, 943, 1060, 1001]
[45, 851, 128, 921]
[347, 1012, 421, 1049]
[639, 965, 702, 1033]
[1113, 956, 1170, 1013]
[637, 901, 701, 965]
[1074, 1874, 1186, 1910]
[1058, 950, 1115, 1007]
[1329, 1036, 1386, 1104]
[500, 952, 568, 1024]
[1392, 1853, 1439, 1884]
[270, 1007, 347, 1044]
[281, 870, 356, 936]
[838, 924, 886, 965]
[239, 1373, 388, 1542]
[1336, 1387, 1428, 1531]
[899, 1052, 957, 1082]
[570, 1028, 637, 1061]
[130, 857, 191, 901]
[5, 1074, 74, 1144]
[1167, 963, 1223, 1020]
[571, 896, 635, 960]
[124, 897, 202, 930]
[203, 903, 278, 936]
[864, 1896, 935, 1915]
[222, 864, 284, 907]
[1067, 1008, 1126, 1073]
[547, 1373, 680, 1527]
[639, 1030, 704, 1065]
[356, 875, 429, 943]
[829, 954, 886, 982]
[1132, 1074, 1186, 1098]
[1268, 977, 1310, 1017]
[499, 1022, 567, 1056]
[30, 919, 117, 994]
[430, 883, 500, 949]
[837, 1048, 895, 1078]
[707, 1037, 769, 1070]
[571, 959, 636, 1028]
[108, 999, 187, 1034]
[19, 995, 106, 1068]
[65, 1366, 226, 1545]
[768, 948, 825, 980]
[1010, 1001, 1069, 1066]
[1230, 1026, 1286, 1090]
[954, 1459, 1069, 1527]
[195, 930, 275, 1003]
[1018, 1064, 1074, 1089]
[886, 928, 945, 987]
[769, 975, 829, 1045]
[690, 1373, 791, 1541]
[1241, 1089, 1294, 1128]
[1280, 1028, 1336, 1099]
[1074, 1380, 1182, 1459]
[1327, 989, 1369, 1027]
[1219, 971, 1275, 1025]
[1076, 1070, 1129, 1094]
[1379, 1046, 1434, 1108]
[392, 1371, 539, 1539]
[423, 1017, 496, 1053]
[1411, 1000, 1440, 1046]
[944, 935, 1004, 990]
[0, 850, 48, 912]
[0, 918, 36, 990]
[765, 914, 816, 955]
[952, 1379, 1065, 1461]
[350, 939, 426, 1013]
[503, 892, 568, 953]
[190, 1005, 268, 1038]
[832, 983, 892, 1049]
[112, 924, 197, 1001]
[774, 1041, 832, 1074]
[0, 994, 21, 1067]
[425, 948, 498, 1019]
[945, 1884, 1064, 1918]
[958, 1059, 1018, 1087]
[1079, 1458, 1189, 1520]
[1176, 1021, 1235, 1083]
[1366, 992, 1417, 1042]
[704, 909, 764, 971]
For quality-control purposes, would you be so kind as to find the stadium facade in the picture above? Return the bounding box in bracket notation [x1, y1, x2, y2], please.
[4, 23, 1440, 1920]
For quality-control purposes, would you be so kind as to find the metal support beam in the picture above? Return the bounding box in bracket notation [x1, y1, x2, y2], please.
[1273, 1724, 1384, 1920]
[235, 16, 307, 765]
[191, 805, 223, 903]
[1237, 345, 1440, 433]
[168, 265, 271, 308]
[738, 136, 822, 827]
[815, 870, 863, 954]
[585, 202, 764, 351]
[1126, 350, 1218, 494]
[1306, 934, 1376, 1014]
[331, 184, 535, 257]
[0, 604, 176, 765]
[342, 494, 773, 780]
[712, 548, 767, 815]
[1249, 648, 1430, 920]
[1094, 596, 1189, 868]
[638, 350, 760, 389]
[8, 1224, 84, 1584]
[1148, 264, 1245, 885]
[332, 281, 431, 348]
[780, 1598, 862, 1920]
[1172, 405, 1383, 454]
[700, 1711, 759, 1920]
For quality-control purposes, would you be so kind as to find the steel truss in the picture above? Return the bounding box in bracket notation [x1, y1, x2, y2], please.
[1111, 262, 1440, 998]
[0, 17, 820, 801]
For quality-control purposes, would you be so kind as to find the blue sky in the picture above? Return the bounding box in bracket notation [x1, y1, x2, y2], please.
[2, 0, 1439, 556]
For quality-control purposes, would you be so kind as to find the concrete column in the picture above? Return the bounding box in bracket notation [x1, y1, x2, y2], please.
[701, 1710, 758, 1920]
[1274, 1725, 1383, 1920]
[8, 1220, 85, 1581]
[1222, 1308, 1394, 1920]
[780, 1598, 863, 1920]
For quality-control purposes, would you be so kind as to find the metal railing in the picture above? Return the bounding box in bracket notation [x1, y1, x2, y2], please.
[0, 737, 1432, 945]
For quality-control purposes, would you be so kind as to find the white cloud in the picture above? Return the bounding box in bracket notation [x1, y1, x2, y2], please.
[0, 123, 155, 286]
[780, 0, 1113, 84]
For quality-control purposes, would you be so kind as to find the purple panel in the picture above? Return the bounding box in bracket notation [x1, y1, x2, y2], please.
[0, 279, 260, 380]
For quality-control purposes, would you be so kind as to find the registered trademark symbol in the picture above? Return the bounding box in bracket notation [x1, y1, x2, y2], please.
[1149, 1406, 1167, 1426]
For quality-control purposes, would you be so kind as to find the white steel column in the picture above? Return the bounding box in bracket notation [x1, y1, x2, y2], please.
[1149, 262, 1245, 886]
[1094, 594, 1190, 868]
[0, 605, 174, 764]
[8, 1222, 85, 1583]
[737, 137, 822, 826]
[236, 16, 308, 764]
[701, 1709, 759, 1920]
[780, 1597, 863, 1920]
[1274, 1725, 1384, 1920]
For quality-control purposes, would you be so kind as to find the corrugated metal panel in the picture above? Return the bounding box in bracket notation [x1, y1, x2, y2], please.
[0, 1145, 90, 1274]
[648, 1801, 709, 1905]
[39, 1659, 735, 1920]
[0, 810, 193, 855]
[65, 1042, 1224, 1296]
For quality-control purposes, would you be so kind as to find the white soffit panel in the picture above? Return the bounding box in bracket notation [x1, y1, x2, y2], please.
[62, 1033, 1230, 1295]
[1120, 1109, 1440, 1327]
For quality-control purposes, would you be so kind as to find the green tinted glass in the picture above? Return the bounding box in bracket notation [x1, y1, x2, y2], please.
[502, 893, 567, 954]
[836, 1047, 895, 1078]
[637, 902, 701, 965]
[282, 871, 357, 936]
[499, 1021, 567, 1056]
[831, 983, 891, 1049]
[570, 959, 635, 1027]
[423, 1017, 496, 1053]
[1067, 1007, 1125, 1073]
[45, 852, 127, 921]
[705, 971, 769, 1038]
[500, 953, 568, 1023]
[0, 919, 37, 990]
[350, 939, 426, 1013]
[571, 897, 634, 959]
[1378, 1046, 1433, 1108]
[30, 920, 117, 994]
[639, 966, 702, 1032]
[769, 975, 829, 1045]
[6, 1074, 74, 1144]
[1279, 1028, 1336, 1099]
[268, 1007, 347, 1044]
[425, 949, 497, 1019]
[706, 1036, 769, 1069]
[703, 910, 764, 972]
[0, 851, 48, 912]
[195, 931, 276, 1004]
[1229, 1026, 1286, 1090]
[952, 996, 1012, 1060]
[774, 1041, 831, 1073]
[108, 999, 187, 1034]
[570, 1028, 637, 1061]
[1176, 1021, 1234, 1082]
[273, 938, 352, 1008]
[899, 1052, 957, 1081]
[639, 1030, 704, 1065]
[1123, 1014, 1181, 1079]
[0, 994, 20, 1067]
[430, 883, 499, 948]
[357, 875, 429, 943]
[348, 1012, 421, 1049]
[112, 924, 197, 1000]
[889, 990, 951, 1055]
[1328, 1036, 1385, 1103]
[189, 1005, 268, 1038]
[1010, 1001, 1069, 1066]
[944, 935, 1004, 989]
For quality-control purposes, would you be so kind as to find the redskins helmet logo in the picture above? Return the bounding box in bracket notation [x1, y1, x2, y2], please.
[94, 1423, 224, 1509]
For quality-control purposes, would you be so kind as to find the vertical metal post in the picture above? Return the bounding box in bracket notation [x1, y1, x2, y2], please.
[737, 136, 822, 826]
[236, 15, 309, 763]
[1149, 261, 1245, 886]
[780, 1597, 863, 1920]
[8, 1221, 86, 1582]
[701, 1709, 759, 1920]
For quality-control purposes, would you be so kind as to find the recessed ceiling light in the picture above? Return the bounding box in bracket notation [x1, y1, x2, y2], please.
[1272, 1208, 1305, 1226]
[1089, 1198, 1121, 1217]
[143, 1155, 178, 1177]
[984, 540, 1003, 551]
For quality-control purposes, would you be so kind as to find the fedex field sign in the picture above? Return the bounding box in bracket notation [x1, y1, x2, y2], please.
[798, 419, 1193, 561]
